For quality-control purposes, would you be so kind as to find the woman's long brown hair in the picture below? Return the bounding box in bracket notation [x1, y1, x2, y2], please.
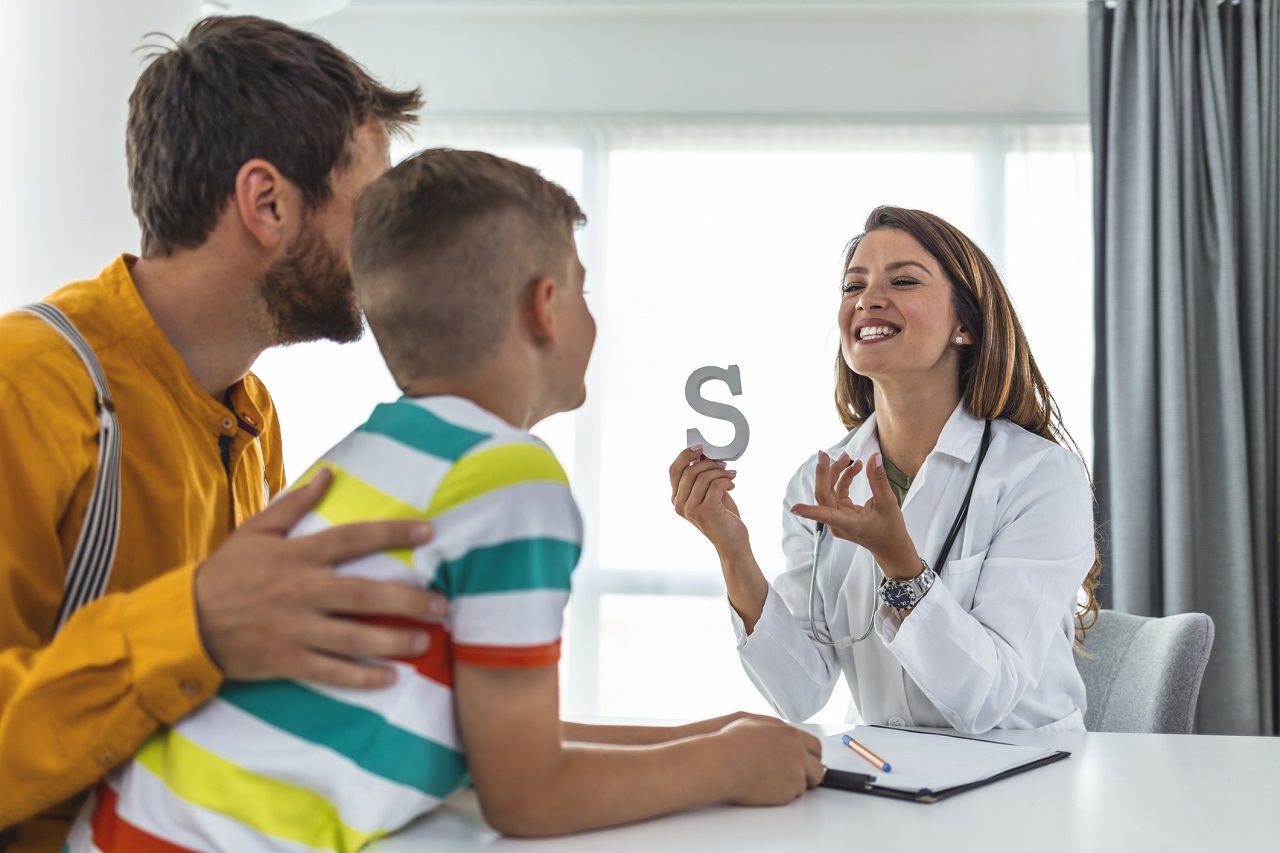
[833, 206, 1101, 642]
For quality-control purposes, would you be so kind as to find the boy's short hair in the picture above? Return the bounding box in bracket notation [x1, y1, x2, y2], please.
[128, 15, 423, 258]
[350, 148, 586, 387]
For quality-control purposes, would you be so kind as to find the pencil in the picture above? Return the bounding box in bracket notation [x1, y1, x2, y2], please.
[842, 734, 891, 772]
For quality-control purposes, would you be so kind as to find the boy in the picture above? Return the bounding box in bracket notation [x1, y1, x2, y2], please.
[65, 149, 823, 850]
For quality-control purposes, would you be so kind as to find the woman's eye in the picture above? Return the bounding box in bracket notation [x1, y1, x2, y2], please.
[841, 282, 864, 293]
[892, 277, 919, 286]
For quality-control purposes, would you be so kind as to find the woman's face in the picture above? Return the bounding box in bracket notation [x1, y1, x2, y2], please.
[838, 228, 965, 390]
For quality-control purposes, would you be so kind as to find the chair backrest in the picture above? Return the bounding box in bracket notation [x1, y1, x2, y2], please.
[1074, 609, 1215, 734]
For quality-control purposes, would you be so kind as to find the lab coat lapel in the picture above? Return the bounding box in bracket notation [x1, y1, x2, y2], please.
[898, 404, 987, 564]
[864, 404, 986, 725]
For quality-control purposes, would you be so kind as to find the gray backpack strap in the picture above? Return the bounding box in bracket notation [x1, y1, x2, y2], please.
[20, 303, 122, 633]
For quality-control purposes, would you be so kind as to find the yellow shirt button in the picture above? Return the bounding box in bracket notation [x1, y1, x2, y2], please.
[99, 751, 115, 765]
[221, 417, 235, 431]
[181, 680, 200, 697]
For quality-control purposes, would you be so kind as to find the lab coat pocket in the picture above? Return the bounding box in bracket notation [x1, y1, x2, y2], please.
[940, 548, 988, 612]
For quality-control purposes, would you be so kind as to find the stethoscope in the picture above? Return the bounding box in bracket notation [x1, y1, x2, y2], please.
[808, 420, 993, 648]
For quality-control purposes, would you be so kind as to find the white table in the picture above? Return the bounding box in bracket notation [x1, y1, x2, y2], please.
[370, 724, 1279, 852]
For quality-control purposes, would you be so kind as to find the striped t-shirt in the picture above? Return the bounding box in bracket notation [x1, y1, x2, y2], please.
[66, 395, 582, 853]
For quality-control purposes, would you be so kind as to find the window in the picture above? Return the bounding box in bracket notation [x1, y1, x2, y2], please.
[253, 121, 1093, 722]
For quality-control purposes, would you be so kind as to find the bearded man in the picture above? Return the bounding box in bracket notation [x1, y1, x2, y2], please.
[0, 17, 446, 852]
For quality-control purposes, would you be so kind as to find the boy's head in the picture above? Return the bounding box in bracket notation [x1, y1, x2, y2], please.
[350, 148, 594, 413]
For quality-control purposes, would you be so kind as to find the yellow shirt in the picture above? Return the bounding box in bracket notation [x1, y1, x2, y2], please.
[0, 257, 285, 852]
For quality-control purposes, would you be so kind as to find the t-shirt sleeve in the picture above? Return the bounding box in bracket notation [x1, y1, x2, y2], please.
[430, 439, 583, 669]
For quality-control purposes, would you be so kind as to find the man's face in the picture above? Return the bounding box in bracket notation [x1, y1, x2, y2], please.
[257, 121, 391, 345]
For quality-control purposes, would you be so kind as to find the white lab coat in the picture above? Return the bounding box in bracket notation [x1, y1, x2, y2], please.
[731, 404, 1093, 733]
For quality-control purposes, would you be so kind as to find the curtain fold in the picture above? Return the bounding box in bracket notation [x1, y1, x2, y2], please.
[1090, 0, 1279, 735]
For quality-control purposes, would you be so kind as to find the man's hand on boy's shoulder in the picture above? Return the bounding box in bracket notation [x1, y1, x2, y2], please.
[194, 469, 446, 689]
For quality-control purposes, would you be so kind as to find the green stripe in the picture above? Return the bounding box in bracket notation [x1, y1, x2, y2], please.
[359, 400, 490, 462]
[219, 681, 469, 799]
[435, 538, 580, 598]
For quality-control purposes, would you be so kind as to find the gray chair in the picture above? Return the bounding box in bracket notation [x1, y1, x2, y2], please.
[1074, 609, 1215, 734]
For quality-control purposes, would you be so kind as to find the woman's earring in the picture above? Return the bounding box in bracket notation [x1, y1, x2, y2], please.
[955, 336, 964, 344]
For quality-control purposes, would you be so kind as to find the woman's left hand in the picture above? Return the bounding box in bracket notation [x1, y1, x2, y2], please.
[790, 450, 922, 579]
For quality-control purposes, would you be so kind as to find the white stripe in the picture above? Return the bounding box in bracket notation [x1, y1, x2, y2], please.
[420, 480, 582, 569]
[62, 790, 98, 852]
[334, 549, 421, 584]
[295, 481, 581, 589]
[305, 660, 463, 751]
[107, 763, 326, 853]
[288, 511, 330, 539]
[451, 589, 569, 647]
[403, 395, 517, 439]
[453, 428, 550, 459]
[170, 698, 440, 834]
[322, 430, 450, 509]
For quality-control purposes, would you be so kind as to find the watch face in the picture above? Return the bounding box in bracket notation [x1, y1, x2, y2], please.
[882, 583, 916, 610]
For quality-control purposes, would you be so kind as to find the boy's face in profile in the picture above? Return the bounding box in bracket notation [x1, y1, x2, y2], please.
[553, 237, 596, 413]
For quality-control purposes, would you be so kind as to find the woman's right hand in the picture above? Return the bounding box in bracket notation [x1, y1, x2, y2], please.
[669, 445, 749, 555]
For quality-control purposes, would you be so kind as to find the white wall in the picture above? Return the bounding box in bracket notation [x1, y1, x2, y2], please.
[0, 1, 1088, 311]
[0, 0, 203, 310]
[310, 2, 1089, 120]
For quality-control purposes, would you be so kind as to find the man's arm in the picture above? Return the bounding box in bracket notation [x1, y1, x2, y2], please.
[0, 471, 445, 828]
[455, 664, 825, 837]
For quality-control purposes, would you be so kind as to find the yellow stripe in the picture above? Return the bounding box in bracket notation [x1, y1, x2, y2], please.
[135, 730, 385, 852]
[297, 461, 424, 565]
[426, 442, 568, 516]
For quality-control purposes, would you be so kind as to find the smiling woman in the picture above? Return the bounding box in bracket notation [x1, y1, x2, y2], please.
[671, 205, 1101, 734]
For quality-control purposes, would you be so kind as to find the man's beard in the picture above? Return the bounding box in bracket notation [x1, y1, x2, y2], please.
[256, 221, 363, 345]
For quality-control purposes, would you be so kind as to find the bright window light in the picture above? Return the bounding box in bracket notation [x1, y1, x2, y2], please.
[252, 122, 1093, 724]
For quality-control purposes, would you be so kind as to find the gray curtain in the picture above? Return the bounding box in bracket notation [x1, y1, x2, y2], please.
[1089, 0, 1278, 736]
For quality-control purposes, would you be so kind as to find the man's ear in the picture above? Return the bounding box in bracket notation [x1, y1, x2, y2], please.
[525, 276, 559, 345]
[233, 158, 298, 250]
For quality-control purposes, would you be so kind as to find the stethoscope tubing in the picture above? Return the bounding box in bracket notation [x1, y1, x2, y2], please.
[808, 420, 993, 648]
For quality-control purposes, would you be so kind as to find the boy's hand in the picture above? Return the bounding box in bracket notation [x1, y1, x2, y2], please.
[714, 717, 825, 806]
[195, 469, 446, 689]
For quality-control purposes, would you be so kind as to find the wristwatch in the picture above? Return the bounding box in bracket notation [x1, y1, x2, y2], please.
[878, 560, 936, 610]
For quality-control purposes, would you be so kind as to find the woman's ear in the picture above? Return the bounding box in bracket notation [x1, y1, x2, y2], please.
[525, 276, 559, 345]
[233, 158, 296, 250]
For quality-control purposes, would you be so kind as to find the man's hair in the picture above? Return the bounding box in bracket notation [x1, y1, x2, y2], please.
[127, 15, 423, 257]
[350, 148, 586, 387]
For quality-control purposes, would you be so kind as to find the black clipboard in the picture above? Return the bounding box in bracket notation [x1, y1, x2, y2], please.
[819, 727, 1071, 804]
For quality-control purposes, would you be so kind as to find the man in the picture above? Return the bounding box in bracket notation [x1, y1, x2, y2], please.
[0, 16, 443, 852]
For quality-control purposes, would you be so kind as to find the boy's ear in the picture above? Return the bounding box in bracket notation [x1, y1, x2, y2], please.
[233, 158, 297, 251]
[525, 276, 559, 345]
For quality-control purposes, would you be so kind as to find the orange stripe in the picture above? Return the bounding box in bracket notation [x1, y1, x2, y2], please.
[91, 783, 198, 853]
[453, 639, 561, 668]
[358, 616, 454, 687]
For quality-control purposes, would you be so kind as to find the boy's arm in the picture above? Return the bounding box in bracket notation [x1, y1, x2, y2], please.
[561, 712, 767, 746]
[455, 663, 825, 837]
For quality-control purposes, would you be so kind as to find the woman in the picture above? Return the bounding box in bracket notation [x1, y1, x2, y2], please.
[670, 206, 1100, 734]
